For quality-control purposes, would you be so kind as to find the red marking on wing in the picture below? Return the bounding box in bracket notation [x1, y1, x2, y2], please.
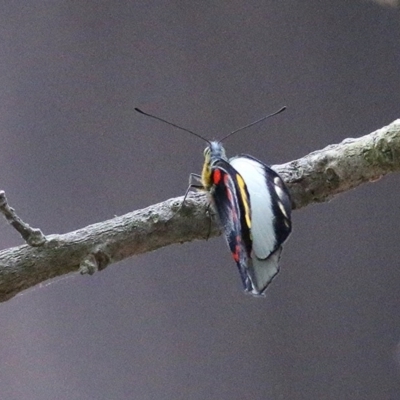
[232, 236, 242, 262]
[226, 187, 233, 202]
[213, 169, 221, 184]
[223, 174, 235, 204]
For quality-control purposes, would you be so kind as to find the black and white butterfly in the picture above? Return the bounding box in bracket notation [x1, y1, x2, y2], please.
[135, 107, 292, 296]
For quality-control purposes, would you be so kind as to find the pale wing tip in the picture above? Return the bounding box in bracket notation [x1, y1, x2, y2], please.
[246, 247, 283, 297]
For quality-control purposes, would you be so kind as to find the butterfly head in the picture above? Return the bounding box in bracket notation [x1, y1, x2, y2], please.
[201, 141, 227, 190]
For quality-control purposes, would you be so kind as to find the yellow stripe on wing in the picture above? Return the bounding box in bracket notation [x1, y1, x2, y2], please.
[236, 174, 252, 229]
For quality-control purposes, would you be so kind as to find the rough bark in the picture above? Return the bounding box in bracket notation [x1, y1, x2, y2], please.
[0, 119, 399, 302]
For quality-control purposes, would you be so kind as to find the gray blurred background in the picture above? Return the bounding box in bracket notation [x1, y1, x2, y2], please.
[1, 2, 400, 399]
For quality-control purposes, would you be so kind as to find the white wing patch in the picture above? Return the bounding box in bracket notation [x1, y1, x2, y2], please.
[229, 157, 276, 259]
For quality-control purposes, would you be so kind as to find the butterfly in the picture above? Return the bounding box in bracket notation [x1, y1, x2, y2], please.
[135, 107, 292, 296]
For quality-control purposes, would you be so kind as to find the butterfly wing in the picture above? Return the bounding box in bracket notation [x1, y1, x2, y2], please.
[229, 155, 292, 295]
[209, 160, 255, 293]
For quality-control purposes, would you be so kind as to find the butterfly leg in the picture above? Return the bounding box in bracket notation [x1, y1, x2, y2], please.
[172, 173, 203, 217]
[183, 173, 203, 203]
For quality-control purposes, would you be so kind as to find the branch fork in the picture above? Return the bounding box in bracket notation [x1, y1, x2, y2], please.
[0, 190, 46, 247]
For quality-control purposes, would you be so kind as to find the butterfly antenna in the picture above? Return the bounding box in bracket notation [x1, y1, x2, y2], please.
[135, 107, 209, 143]
[219, 106, 286, 143]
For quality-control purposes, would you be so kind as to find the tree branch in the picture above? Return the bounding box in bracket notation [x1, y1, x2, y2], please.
[0, 119, 399, 302]
[0, 191, 46, 246]
[369, 0, 399, 7]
